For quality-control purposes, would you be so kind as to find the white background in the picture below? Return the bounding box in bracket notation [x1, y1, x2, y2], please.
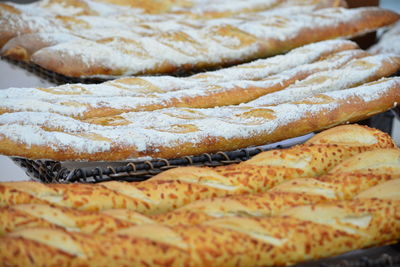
[0, 0, 399, 181]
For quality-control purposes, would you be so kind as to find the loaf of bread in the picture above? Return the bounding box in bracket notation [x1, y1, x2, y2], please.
[4, 40, 398, 120]
[0, 125, 396, 215]
[1, 125, 399, 266]
[0, 75, 400, 161]
[0, 0, 347, 20]
[369, 21, 400, 55]
[1, 4, 397, 77]
[156, 148, 400, 226]
[1, 148, 398, 235]
[0, 182, 399, 266]
[0, 40, 367, 119]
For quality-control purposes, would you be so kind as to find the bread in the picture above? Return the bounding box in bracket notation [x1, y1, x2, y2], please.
[369, 21, 400, 55]
[0, 0, 347, 20]
[0, 75, 400, 161]
[1, 148, 398, 234]
[156, 149, 400, 226]
[0, 204, 154, 235]
[1, 4, 397, 77]
[0, 183, 399, 266]
[0, 125, 396, 215]
[5, 40, 399, 120]
[1, 125, 399, 266]
[0, 40, 367, 119]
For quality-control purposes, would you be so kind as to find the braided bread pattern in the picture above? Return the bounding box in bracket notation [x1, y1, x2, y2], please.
[0, 125, 396, 215]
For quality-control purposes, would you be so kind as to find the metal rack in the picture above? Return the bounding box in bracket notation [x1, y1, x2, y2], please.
[11, 140, 296, 183]
[1, 56, 221, 85]
[1, 56, 109, 85]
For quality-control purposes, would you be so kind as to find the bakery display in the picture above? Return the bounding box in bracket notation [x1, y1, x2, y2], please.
[369, 21, 400, 55]
[0, 0, 399, 264]
[0, 2, 398, 78]
[0, 125, 399, 266]
[0, 124, 396, 214]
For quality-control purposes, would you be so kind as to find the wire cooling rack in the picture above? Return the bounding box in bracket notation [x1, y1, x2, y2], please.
[11, 134, 310, 183]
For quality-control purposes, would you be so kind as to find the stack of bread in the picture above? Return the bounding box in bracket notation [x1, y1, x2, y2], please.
[0, 39, 400, 161]
[1, 0, 400, 265]
[0, 124, 399, 266]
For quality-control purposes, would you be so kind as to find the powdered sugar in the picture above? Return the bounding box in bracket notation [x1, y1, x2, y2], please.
[0, 41, 373, 118]
[369, 22, 400, 55]
[1, 77, 398, 159]
[248, 54, 397, 106]
[1, 3, 392, 77]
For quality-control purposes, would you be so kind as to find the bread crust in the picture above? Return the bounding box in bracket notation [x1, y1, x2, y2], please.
[0, 125, 396, 215]
[0, 127, 399, 266]
[369, 21, 400, 55]
[0, 196, 399, 266]
[0, 77, 399, 161]
[1, 5, 398, 77]
[0, 40, 362, 119]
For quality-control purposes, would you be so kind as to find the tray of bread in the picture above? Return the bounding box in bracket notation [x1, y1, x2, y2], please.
[1, 0, 399, 83]
[1, 124, 400, 266]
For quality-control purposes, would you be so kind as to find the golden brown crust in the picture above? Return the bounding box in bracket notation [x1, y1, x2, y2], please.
[0, 199, 399, 267]
[0, 42, 365, 121]
[2, 6, 398, 77]
[0, 128, 399, 266]
[0, 125, 396, 216]
[1, 76, 399, 162]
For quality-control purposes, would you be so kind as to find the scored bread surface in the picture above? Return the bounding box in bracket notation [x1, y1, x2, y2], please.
[0, 148, 398, 233]
[0, 1, 397, 77]
[0, 77, 400, 161]
[0, 125, 396, 215]
[0, 125, 399, 266]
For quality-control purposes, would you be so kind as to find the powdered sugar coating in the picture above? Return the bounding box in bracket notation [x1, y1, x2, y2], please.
[248, 54, 398, 106]
[369, 22, 400, 55]
[0, 40, 369, 118]
[1, 2, 394, 77]
[0, 77, 399, 159]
